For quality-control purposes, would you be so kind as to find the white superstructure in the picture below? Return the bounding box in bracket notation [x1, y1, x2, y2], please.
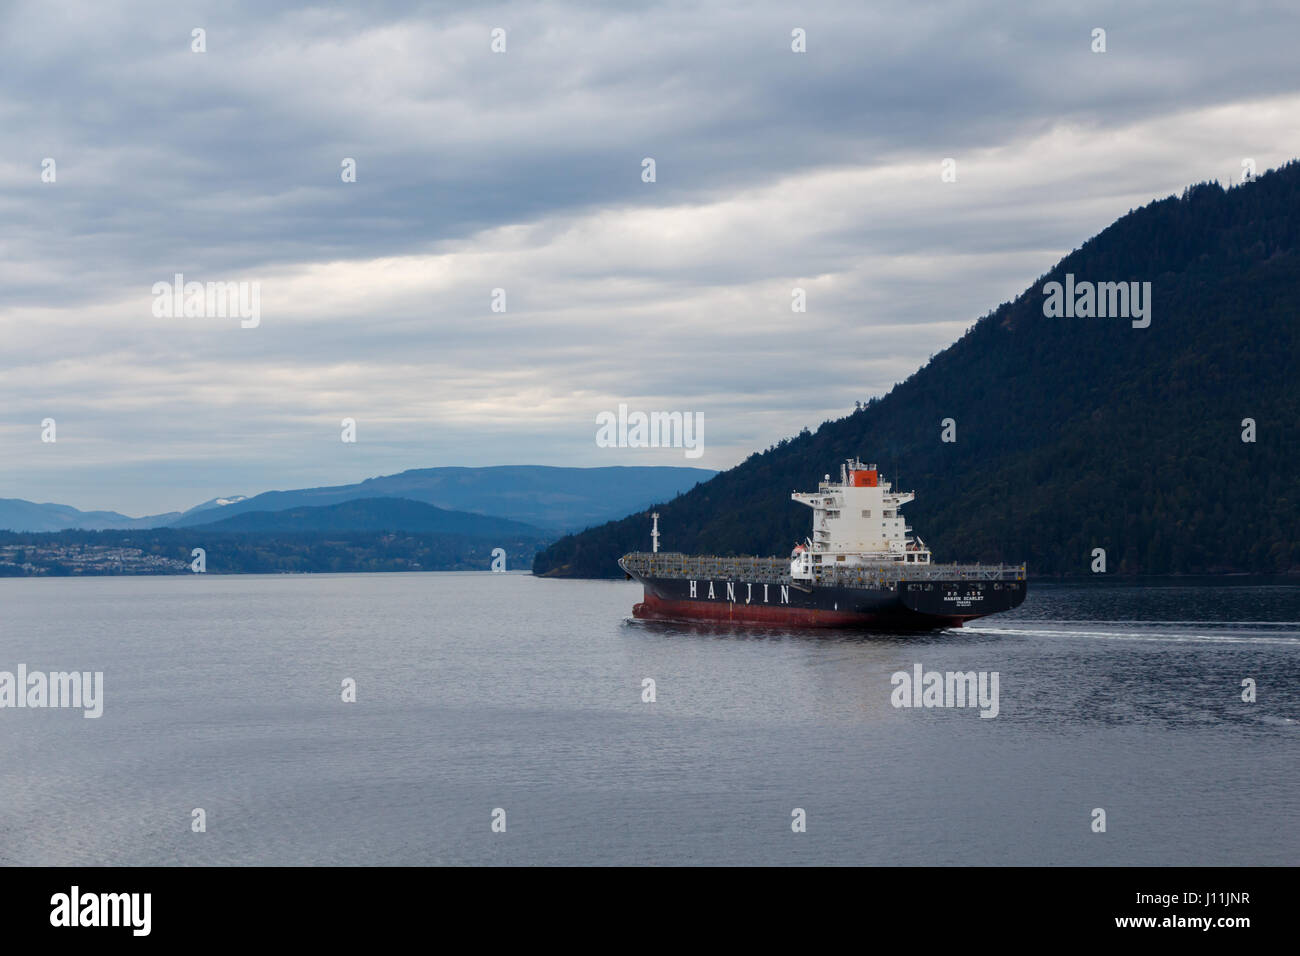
[789, 458, 931, 580]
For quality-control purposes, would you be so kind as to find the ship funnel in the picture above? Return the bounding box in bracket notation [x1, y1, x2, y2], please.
[846, 459, 879, 487]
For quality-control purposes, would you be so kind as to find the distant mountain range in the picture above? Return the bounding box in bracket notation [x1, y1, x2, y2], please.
[186, 497, 546, 537]
[167, 465, 714, 532]
[0, 499, 179, 532]
[0, 465, 714, 535]
[536, 163, 1300, 577]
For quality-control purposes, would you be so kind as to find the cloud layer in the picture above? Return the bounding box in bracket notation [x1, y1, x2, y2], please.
[2, 0, 1298, 513]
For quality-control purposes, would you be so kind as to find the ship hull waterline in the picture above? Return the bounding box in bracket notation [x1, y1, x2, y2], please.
[627, 572, 1027, 631]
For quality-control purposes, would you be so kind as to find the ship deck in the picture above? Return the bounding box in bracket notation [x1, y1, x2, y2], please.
[620, 551, 1025, 587]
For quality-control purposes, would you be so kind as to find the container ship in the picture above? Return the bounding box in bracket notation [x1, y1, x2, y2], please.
[619, 458, 1026, 630]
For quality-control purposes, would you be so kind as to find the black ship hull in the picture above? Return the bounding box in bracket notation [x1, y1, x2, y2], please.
[628, 572, 1026, 630]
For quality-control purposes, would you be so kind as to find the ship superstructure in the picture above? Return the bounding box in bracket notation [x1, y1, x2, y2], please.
[789, 458, 932, 580]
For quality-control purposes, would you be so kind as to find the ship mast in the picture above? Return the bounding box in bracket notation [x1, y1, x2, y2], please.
[651, 512, 660, 554]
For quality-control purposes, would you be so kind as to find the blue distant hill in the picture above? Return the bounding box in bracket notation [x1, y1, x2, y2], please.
[0, 465, 715, 534]
[186, 497, 546, 537]
[168, 465, 715, 532]
[0, 498, 181, 533]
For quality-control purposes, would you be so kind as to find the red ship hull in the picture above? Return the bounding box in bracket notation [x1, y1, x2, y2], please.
[632, 591, 971, 630]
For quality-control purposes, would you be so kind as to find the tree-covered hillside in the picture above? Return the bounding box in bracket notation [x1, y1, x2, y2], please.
[535, 163, 1300, 577]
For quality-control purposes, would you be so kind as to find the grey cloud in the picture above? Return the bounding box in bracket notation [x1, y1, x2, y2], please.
[2, 0, 1298, 512]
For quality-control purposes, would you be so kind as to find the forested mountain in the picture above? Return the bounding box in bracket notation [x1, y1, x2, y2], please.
[535, 163, 1300, 578]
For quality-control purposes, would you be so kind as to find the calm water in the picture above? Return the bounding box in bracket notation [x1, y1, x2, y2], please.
[1, 573, 1296, 866]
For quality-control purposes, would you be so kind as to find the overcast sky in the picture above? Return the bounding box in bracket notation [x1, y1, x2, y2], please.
[2, 0, 1298, 515]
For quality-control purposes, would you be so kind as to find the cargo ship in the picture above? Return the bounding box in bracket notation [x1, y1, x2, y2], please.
[619, 458, 1026, 630]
